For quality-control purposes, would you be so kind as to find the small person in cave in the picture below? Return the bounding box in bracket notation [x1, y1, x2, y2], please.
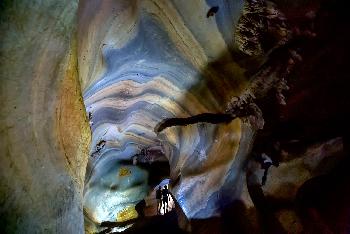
[156, 186, 162, 214]
[162, 185, 169, 214]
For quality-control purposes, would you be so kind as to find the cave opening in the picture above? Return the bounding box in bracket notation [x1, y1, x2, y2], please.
[82, 112, 184, 233]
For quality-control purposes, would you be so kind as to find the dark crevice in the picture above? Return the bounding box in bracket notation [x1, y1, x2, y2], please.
[155, 113, 234, 132]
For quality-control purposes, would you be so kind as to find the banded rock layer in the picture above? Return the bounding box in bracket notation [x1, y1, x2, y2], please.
[2, 0, 349, 233]
[80, 0, 252, 225]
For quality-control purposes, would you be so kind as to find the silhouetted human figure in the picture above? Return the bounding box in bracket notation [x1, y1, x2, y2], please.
[156, 186, 162, 214]
[162, 185, 169, 213]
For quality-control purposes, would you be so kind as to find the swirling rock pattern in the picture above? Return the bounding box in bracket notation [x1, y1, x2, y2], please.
[2, 0, 349, 233]
[80, 0, 253, 224]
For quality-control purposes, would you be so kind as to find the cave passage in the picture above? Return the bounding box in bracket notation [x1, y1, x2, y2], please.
[1, 0, 350, 233]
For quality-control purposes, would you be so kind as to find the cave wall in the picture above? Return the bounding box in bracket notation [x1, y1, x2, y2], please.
[1, 0, 349, 233]
[0, 1, 90, 233]
[80, 0, 350, 232]
[79, 0, 259, 224]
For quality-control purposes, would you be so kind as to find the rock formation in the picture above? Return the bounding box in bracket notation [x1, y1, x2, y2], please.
[1, 0, 349, 233]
